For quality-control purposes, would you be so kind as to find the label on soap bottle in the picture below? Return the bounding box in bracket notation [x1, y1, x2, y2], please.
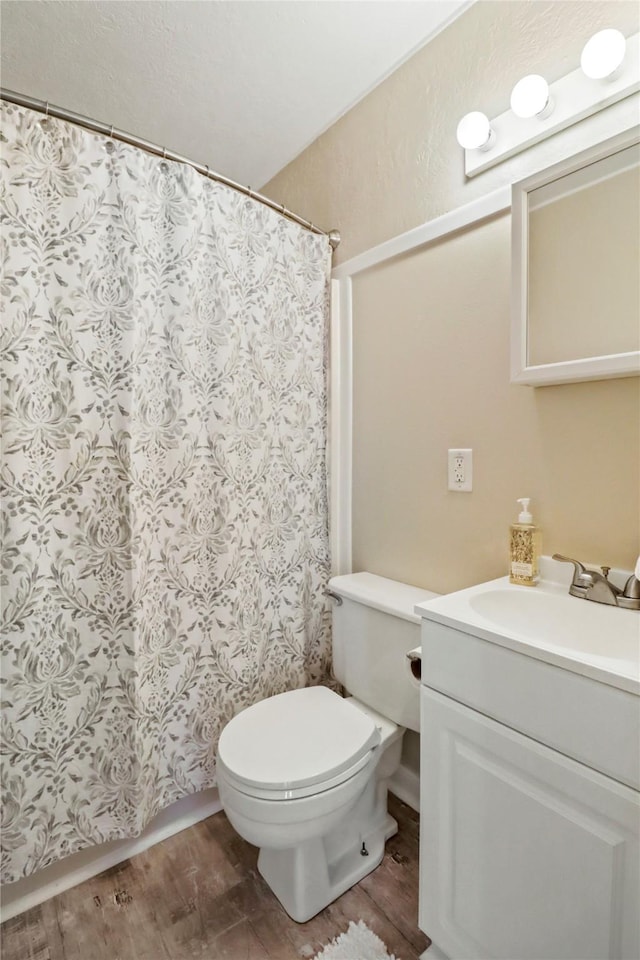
[511, 561, 533, 578]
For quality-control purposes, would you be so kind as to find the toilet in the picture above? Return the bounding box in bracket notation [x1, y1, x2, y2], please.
[216, 571, 438, 922]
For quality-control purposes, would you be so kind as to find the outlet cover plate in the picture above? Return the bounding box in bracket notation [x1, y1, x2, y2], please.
[448, 448, 472, 492]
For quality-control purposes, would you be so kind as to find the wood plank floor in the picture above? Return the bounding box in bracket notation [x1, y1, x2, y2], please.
[1, 794, 430, 960]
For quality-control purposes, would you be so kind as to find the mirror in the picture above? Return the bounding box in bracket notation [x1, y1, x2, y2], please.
[511, 129, 640, 385]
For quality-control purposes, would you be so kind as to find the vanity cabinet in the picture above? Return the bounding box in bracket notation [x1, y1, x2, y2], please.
[418, 620, 640, 960]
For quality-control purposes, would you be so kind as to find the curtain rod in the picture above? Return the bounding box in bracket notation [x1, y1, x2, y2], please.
[0, 88, 341, 251]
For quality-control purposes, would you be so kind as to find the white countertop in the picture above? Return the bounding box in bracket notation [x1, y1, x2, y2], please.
[415, 561, 640, 695]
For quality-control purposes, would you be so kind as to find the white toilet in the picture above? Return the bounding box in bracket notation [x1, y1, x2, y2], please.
[216, 571, 438, 922]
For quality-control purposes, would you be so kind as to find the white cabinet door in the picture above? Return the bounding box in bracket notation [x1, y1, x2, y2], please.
[420, 687, 640, 960]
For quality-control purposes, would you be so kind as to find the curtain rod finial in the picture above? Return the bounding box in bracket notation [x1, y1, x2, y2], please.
[328, 229, 341, 251]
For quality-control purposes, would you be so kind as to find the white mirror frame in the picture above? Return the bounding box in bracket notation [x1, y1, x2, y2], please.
[511, 126, 640, 386]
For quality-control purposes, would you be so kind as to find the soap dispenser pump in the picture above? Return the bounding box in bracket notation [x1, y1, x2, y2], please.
[509, 498, 541, 587]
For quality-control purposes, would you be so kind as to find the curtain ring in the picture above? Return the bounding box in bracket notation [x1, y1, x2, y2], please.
[104, 125, 116, 153]
[204, 164, 210, 178]
[162, 146, 167, 160]
[44, 101, 50, 117]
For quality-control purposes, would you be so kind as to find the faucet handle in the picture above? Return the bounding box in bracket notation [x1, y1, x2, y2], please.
[552, 554, 589, 584]
[552, 554, 595, 594]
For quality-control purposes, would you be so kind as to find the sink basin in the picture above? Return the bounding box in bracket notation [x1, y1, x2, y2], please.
[469, 587, 637, 658]
[415, 562, 640, 695]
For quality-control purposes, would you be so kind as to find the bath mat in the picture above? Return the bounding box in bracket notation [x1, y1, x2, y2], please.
[312, 919, 400, 960]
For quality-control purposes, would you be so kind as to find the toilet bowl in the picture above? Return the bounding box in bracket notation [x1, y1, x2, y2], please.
[216, 572, 438, 923]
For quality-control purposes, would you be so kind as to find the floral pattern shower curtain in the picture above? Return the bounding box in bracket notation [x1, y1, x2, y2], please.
[0, 103, 332, 882]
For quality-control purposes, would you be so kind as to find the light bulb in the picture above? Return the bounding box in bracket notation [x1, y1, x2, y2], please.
[456, 112, 494, 151]
[580, 29, 626, 80]
[510, 75, 552, 119]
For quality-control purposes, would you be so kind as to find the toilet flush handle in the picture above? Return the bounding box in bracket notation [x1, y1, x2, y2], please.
[406, 647, 422, 681]
[325, 590, 343, 606]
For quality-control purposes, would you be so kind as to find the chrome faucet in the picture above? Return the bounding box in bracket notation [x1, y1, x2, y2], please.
[553, 554, 640, 610]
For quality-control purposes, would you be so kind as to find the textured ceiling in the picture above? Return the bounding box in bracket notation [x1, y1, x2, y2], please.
[0, 0, 470, 188]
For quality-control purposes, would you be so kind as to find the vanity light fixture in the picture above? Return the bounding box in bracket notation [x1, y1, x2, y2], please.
[510, 75, 553, 119]
[580, 29, 626, 80]
[458, 29, 639, 177]
[455, 111, 495, 151]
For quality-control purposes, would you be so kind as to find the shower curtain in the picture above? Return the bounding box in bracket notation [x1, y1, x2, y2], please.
[0, 102, 332, 883]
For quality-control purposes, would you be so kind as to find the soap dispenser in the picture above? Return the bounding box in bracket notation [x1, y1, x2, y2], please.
[509, 498, 541, 587]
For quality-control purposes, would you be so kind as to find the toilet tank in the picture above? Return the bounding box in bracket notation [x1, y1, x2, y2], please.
[329, 572, 439, 733]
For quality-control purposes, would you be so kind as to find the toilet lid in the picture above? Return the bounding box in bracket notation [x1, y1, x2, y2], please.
[217, 686, 380, 792]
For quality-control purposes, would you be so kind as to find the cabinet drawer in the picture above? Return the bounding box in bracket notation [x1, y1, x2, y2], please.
[421, 620, 640, 789]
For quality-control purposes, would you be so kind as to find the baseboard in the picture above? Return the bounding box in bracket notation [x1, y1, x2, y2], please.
[389, 761, 420, 812]
[0, 787, 222, 922]
[421, 943, 449, 959]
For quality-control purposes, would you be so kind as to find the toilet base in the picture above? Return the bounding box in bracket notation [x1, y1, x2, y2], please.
[257, 778, 398, 923]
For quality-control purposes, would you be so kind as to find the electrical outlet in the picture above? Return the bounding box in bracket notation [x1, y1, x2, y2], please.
[448, 448, 472, 492]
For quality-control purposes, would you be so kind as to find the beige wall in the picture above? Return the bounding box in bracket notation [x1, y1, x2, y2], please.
[351, 214, 639, 593]
[262, 0, 640, 590]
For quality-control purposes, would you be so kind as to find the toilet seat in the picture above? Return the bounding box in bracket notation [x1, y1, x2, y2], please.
[217, 686, 381, 801]
[218, 748, 375, 801]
